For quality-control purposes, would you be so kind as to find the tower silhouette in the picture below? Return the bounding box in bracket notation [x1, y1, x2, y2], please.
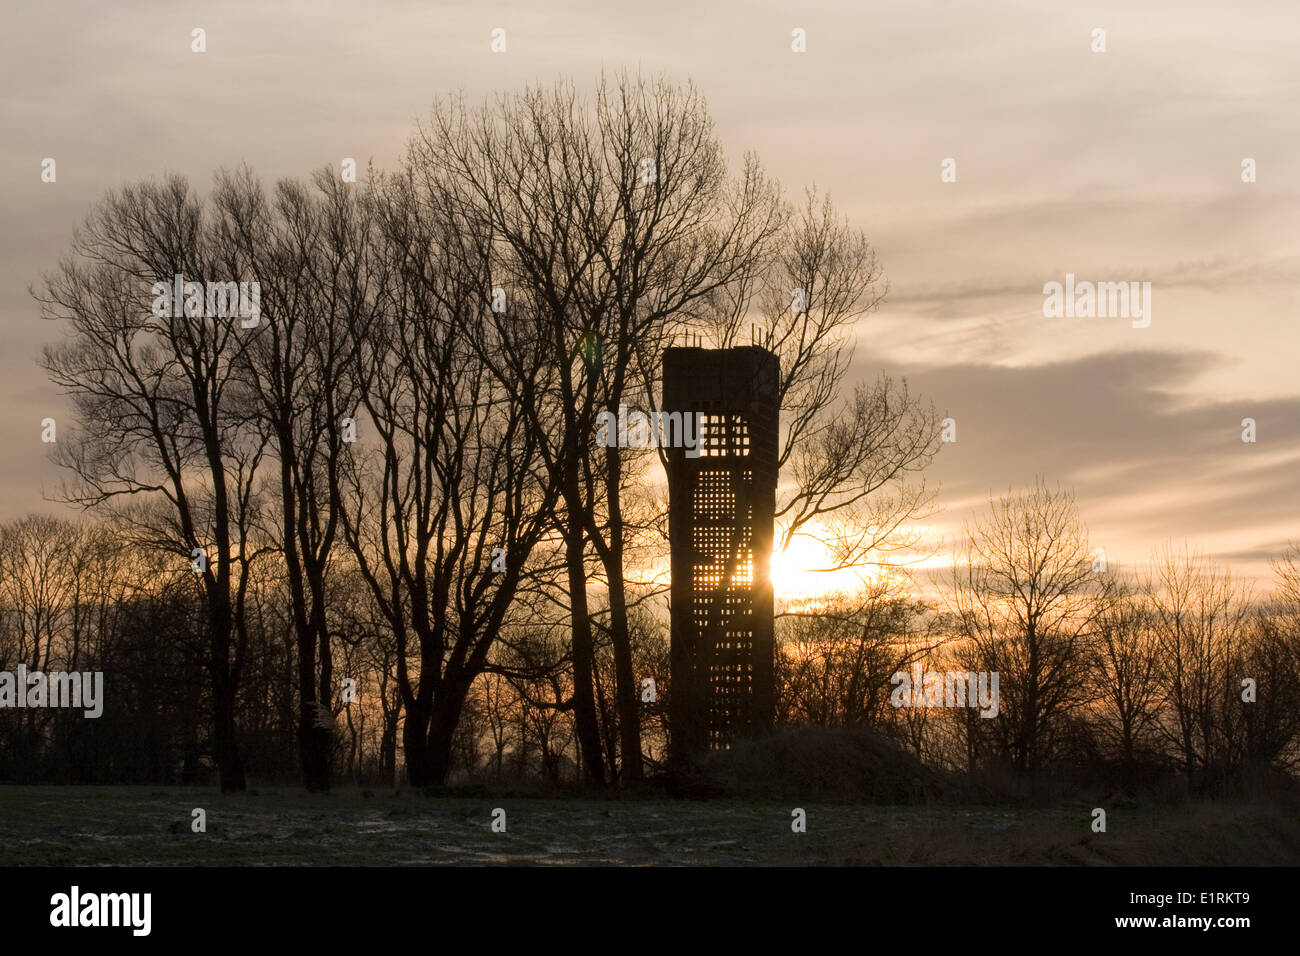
[663, 345, 779, 762]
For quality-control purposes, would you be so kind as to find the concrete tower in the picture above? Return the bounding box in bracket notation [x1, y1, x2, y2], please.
[663, 345, 779, 761]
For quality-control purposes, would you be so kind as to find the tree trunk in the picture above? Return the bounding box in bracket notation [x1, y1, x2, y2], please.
[601, 448, 643, 784]
[564, 503, 606, 787]
[212, 681, 246, 793]
[424, 697, 463, 786]
[209, 604, 246, 792]
[380, 703, 398, 785]
[400, 680, 471, 787]
[297, 709, 332, 793]
[296, 612, 332, 791]
[403, 700, 434, 787]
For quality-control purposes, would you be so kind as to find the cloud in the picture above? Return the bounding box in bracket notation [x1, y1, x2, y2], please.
[873, 347, 1300, 580]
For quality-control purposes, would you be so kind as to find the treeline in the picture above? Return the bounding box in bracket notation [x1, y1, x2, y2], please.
[5, 484, 1298, 798]
[25, 72, 938, 791]
[778, 483, 1300, 797]
[0, 513, 670, 787]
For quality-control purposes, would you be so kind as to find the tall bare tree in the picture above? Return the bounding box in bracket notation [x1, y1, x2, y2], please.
[947, 481, 1098, 771]
[1145, 543, 1250, 786]
[213, 166, 384, 791]
[337, 169, 561, 786]
[38, 177, 269, 791]
[1087, 576, 1163, 775]
[409, 81, 612, 782]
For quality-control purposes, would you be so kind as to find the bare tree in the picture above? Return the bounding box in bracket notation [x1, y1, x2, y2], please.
[1145, 543, 1251, 788]
[37, 177, 270, 791]
[1087, 575, 1163, 776]
[0, 517, 80, 758]
[213, 166, 385, 791]
[776, 579, 931, 730]
[409, 80, 611, 783]
[572, 75, 786, 781]
[704, 188, 941, 572]
[946, 481, 1098, 771]
[1239, 547, 1300, 774]
[337, 169, 560, 786]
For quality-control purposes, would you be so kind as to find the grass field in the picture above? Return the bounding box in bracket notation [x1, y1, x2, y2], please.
[2, 786, 1298, 866]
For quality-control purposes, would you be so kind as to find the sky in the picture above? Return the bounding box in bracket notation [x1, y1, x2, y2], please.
[2, 0, 1297, 588]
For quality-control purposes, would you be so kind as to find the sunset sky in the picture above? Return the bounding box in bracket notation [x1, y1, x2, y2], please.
[3, 0, 1297, 588]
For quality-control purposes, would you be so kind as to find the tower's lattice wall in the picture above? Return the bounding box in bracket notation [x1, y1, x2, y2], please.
[664, 347, 779, 760]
